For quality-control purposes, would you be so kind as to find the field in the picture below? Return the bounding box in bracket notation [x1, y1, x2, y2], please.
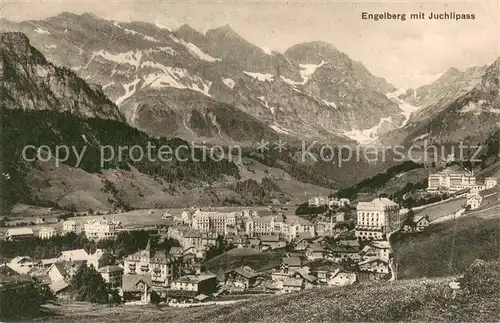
[392, 215, 500, 280]
[413, 196, 466, 221]
[35, 262, 500, 322]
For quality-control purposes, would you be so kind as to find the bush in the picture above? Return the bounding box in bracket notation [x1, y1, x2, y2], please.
[459, 259, 500, 296]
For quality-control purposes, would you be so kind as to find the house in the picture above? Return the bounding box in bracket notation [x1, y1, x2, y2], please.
[294, 237, 313, 251]
[327, 269, 357, 287]
[62, 220, 82, 234]
[168, 247, 184, 258]
[98, 265, 124, 287]
[466, 193, 483, 210]
[58, 249, 90, 262]
[170, 273, 218, 295]
[326, 245, 360, 263]
[402, 215, 430, 233]
[87, 249, 115, 269]
[47, 261, 82, 282]
[359, 241, 391, 262]
[260, 235, 286, 250]
[247, 238, 261, 250]
[305, 244, 325, 260]
[355, 198, 400, 240]
[292, 267, 316, 289]
[84, 218, 120, 240]
[49, 280, 71, 299]
[280, 257, 302, 274]
[124, 240, 182, 287]
[7, 256, 34, 274]
[330, 198, 350, 208]
[35, 217, 46, 225]
[282, 278, 304, 293]
[357, 259, 390, 281]
[38, 227, 57, 240]
[224, 266, 261, 290]
[6, 228, 34, 241]
[122, 274, 152, 303]
[414, 215, 430, 231]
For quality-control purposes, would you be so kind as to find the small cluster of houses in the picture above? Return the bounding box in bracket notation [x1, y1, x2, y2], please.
[308, 196, 350, 208]
[3, 217, 123, 242]
[427, 165, 497, 193]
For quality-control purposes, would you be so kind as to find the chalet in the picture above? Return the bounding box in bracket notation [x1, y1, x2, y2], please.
[326, 245, 360, 263]
[260, 235, 286, 250]
[37, 258, 59, 269]
[282, 278, 304, 293]
[6, 228, 34, 241]
[49, 280, 71, 299]
[359, 241, 391, 262]
[98, 265, 124, 287]
[293, 237, 313, 251]
[327, 269, 357, 287]
[224, 266, 262, 290]
[292, 267, 316, 289]
[47, 261, 81, 283]
[305, 244, 325, 260]
[122, 274, 152, 303]
[7, 256, 34, 274]
[467, 193, 483, 210]
[402, 215, 430, 233]
[170, 273, 218, 295]
[357, 259, 390, 281]
[247, 238, 261, 250]
[281, 257, 302, 274]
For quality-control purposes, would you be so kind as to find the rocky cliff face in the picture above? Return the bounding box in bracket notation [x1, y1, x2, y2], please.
[1, 32, 124, 120]
[1, 13, 403, 145]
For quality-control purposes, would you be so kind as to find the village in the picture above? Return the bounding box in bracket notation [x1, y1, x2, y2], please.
[0, 165, 497, 307]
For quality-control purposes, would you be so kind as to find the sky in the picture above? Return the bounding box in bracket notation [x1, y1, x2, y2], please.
[2, 0, 499, 88]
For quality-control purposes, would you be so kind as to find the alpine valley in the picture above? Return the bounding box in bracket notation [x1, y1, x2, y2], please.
[1, 12, 499, 212]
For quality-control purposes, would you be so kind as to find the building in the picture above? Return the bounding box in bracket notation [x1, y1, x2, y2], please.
[244, 213, 315, 242]
[7, 256, 34, 275]
[122, 274, 152, 303]
[280, 257, 302, 275]
[62, 220, 82, 234]
[326, 245, 360, 263]
[308, 196, 329, 207]
[84, 218, 121, 240]
[282, 278, 304, 293]
[260, 235, 286, 250]
[357, 259, 390, 281]
[191, 209, 237, 234]
[224, 266, 261, 290]
[466, 192, 483, 210]
[355, 198, 400, 241]
[327, 269, 357, 287]
[57, 249, 90, 262]
[427, 166, 479, 192]
[87, 249, 115, 269]
[38, 227, 57, 240]
[166, 226, 203, 249]
[359, 241, 391, 262]
[98, 265, 124, 287]
[329, 198, 350, 208]
[170, 273, 218, 295]
[124, 240, 181, 287]
[484, 177, 498, 189]
[47, 261, 82, 283]
[5, 228, 34, 241]
[305, 244, 325, 260]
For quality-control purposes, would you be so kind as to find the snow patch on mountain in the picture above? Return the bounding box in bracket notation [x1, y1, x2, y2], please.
[169, 35, 220, 62]
[257, 96, 276, 115]
[344, 116, 394, 144]
[45, 44, 57, 49]
[93, 50, 143, 71]
[222, 78, 235, 89]
[154, 22, 172, 31]
[321, 99, 337, 109]
[261, 46, 273, 55]
[299, 60, 326, 83]
[34, 27, 50, 35]
[113, 22, 160, 43]
[244, 71, 274, 82]
[270, 124, 295, 135]
[459, 100, 487, 115]
[116, 77, 141, 106]
[386, 89, 420, 126]
[280, 75, 306, 86]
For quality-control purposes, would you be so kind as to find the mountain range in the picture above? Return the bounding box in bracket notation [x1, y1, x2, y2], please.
[1, 12, 499, 212]
[1, 12, 409, 145]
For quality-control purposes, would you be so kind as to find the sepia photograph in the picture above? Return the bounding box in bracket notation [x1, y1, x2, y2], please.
[0, 0, 499, 321]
